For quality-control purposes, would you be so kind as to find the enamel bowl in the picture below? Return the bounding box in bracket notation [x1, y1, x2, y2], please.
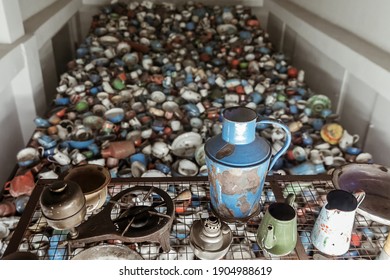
[170, 132, 202, 158]
[104, 107, 125, 123]
[83, 115, 104, 130]
[172, 159, 199, 177]
[332, 163, 390, 225]
[63, 164, 111, 213]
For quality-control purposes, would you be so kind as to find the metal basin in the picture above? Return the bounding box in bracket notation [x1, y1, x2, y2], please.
[71, 244, 143, 260]
[63, 164, 110, 213]
[331, 163, 390, 225]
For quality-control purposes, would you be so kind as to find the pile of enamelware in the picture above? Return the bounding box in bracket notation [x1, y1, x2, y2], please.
[0, 0, 376, 258]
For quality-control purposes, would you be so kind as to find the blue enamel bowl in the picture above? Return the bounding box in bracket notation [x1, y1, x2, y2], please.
[104, 108, 125, 124]
[67, 138, 95, 149]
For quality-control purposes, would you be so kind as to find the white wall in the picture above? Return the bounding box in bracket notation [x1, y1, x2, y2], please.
[0, 0, 81, 186]
[18, 0, 59, 21]
[0, 0, 24, 43]
[288, 0, 390, 54]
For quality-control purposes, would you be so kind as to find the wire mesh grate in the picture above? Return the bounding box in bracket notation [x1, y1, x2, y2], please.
[4, 175, 388, 260]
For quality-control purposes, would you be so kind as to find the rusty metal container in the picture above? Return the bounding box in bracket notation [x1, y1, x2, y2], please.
[205, 106, 291, 222]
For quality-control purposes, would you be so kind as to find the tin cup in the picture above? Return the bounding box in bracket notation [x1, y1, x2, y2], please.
[311, 190, 365, 256]
[47, 151, 71, 166]
[257, 194, 297, 256]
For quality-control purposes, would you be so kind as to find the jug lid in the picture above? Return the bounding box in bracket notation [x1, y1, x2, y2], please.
[205, 134, 272, 167]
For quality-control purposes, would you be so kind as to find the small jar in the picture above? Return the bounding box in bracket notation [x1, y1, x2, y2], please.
[40, 180, 86, 230]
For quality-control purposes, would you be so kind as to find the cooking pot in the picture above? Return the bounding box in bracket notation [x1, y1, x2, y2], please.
[40, 180, 86, 230]
[62, 164, 110, 213]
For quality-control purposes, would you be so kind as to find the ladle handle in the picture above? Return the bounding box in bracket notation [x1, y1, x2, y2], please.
[257, 119, 291, 170]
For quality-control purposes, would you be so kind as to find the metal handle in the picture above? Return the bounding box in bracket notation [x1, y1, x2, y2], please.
[353, 190, 366, 208]
[3, 181, 11, 191]
[257, 119, 291, 170]
[285, 193, 296, 207]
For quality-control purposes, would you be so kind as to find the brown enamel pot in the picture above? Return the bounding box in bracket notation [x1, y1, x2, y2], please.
[62, 164, 111, 213]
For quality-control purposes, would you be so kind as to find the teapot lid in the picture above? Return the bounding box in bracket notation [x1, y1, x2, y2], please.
[40, 180, 86, 220]
[205, 134, 272, 167]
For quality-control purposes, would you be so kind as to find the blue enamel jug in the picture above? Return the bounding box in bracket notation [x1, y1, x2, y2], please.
[205, 106, 291, 222]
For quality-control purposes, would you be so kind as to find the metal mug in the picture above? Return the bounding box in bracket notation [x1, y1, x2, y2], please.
[47, 151, 71, 166]
[311, 189, 365, 256]
[256, 193, 297, 256]
[339, 129, 360, 151]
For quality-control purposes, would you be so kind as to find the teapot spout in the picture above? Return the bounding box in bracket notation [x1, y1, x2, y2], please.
[263, 225, 276, 250]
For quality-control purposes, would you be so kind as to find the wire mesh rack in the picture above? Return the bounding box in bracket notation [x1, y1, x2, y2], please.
[3, 175, 388, 260]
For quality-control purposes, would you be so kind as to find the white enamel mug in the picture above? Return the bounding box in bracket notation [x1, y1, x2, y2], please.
[339, 130, 359, 151]
[48, 151, 71, 166]
[311, 189, 365, 256]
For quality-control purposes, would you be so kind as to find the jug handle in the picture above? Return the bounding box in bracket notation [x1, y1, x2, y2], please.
[3, 181, 11, 191]
[353, 190, 366, 207]
[263, 224, 276, 250]
[285, 193, 296, 207]
[257, 118, 292, 170]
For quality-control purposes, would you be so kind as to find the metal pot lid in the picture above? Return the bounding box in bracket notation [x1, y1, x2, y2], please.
[205, 134, 271, 167]
[331, 163, 390, 225]
[40, 180, 86, 220]
[71, 244, 144, 260]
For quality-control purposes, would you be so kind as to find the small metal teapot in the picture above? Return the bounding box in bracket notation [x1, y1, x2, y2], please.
[40, 180, 86, 237]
